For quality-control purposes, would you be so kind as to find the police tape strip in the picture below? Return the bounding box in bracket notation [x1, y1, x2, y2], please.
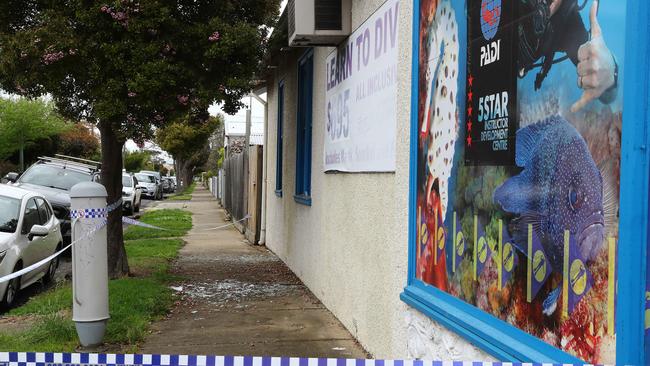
[194, 215, 249, 231]
[121, 216, 169, 230]
[0, 220, 107, 285]
[121, 215, 250, 232]
[0, 352, 598, 366]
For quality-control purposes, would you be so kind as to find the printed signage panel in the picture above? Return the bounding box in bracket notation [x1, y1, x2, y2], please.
[464, 0, 517, 165]
[414, 0, 625, 363]
[324, 0, 399, 172]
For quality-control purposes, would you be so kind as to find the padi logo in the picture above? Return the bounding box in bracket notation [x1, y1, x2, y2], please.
[533, 250, 547, 282]
[570, 259, 588, 295]
[478, 235, 488, 263]
[456, 231, 465, 256]
[503, 242, 514, 272]
[480, 0, 501, 41]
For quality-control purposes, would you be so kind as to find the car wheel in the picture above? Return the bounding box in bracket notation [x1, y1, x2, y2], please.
[134, 199, 140, 213]
[43, 246, 61, 284]
[2, 264, 22, 308]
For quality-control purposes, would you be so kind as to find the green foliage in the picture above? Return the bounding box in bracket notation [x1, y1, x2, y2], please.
[168, 183, 195, 201]
[55, 123, 100, 160]
[0, 98, 68, 160]
[123, 208, 192, 240]
[156, 115, 221, 161]
[124, 150, 151, 172]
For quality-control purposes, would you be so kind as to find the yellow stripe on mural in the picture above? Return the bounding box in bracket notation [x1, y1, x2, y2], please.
[498, 219, 503, 291]
[608, 237, 616, 335]
[474, 215, 477, 281]
[434, 208, 438, 265]
[562, 230, 570, 319]
[453, 212, 457, 273]
[417, 206, 421, 265]
[527, 224, 532, 303]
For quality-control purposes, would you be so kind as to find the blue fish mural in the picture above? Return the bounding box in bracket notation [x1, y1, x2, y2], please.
[493, 116, 605, 274]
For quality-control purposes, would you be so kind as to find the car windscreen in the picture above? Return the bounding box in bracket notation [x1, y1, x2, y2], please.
[19, 165, 91, 191]
[135, 174, 155, 183]
[122, 176, 133, 187]
[0, 196, 21, 233]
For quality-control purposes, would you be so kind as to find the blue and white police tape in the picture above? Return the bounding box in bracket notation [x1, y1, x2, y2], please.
[0, 219, 107, 285]
[69, 198, 122, 220]
[121, 215, 250, 232]
[70, 208, 107, 219]
[0, 352, 604, 366]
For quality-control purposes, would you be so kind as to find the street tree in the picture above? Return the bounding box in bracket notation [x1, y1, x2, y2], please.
[156, 115, 221, 191]
[56, 123, 101, 161]
[0, 98, 68, 171]
[0, 1, 278, 277]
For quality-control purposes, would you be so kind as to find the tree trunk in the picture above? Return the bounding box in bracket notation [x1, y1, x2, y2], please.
[99, 121, 130, 279]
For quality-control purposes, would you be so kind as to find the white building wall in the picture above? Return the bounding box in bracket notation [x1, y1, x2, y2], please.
[264, 0, 493, 360]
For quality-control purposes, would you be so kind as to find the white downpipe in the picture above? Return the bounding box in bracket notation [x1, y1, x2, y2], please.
[250, 92, 269, 245]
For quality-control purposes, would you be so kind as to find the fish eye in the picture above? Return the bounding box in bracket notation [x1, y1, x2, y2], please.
[568, 187, 581, 211]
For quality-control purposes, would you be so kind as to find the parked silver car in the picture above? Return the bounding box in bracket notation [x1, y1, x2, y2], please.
[135, 173, 162, 200]
[0, 184, 63, 308]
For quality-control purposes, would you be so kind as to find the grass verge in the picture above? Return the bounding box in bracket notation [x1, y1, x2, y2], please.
[123, 209, 192, 240]
[167, 183, 195, 201]
[0, 209, 191, 352]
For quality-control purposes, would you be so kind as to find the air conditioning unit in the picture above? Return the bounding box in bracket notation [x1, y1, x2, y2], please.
[288, 0, 352, 47]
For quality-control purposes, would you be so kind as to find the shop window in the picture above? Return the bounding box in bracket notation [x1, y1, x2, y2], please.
[275, 80, 285, 197]
[402, 0, 646, 364]
[295, 49, 313, 206]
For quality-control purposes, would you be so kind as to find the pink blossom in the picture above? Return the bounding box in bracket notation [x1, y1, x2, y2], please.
[128, 92, 137, 98]
[208, 31, 220, 42]
[177, 95, 189, 105]
[42, 51, 65, 65]
[100, 5, 108, 12]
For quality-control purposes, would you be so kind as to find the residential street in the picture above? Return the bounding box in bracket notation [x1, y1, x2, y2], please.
[141, 186, 367, 358]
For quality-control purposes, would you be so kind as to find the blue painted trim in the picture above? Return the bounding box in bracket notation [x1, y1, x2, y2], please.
[275, 79, 285, 195]
[295, 48, 314, 200]
[401, 0, 647, 363]
[406, 0, 421, 288]
[401, 283, 583, 363]
[617, 1, 650, 365]
[293, 194, 311, 206]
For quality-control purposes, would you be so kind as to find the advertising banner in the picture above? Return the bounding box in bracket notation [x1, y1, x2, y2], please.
[323, 0, 399, 172]
[414, 0, 624, 363]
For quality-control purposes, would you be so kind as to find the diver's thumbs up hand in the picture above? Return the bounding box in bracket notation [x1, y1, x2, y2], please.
[571, 0, 615, 113]
[589, 0, 602, 38]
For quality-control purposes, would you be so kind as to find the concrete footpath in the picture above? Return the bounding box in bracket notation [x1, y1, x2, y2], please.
[141, 187, 368, 358]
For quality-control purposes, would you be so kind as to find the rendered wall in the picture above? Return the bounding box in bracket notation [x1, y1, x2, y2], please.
[264, 0, 492, 360]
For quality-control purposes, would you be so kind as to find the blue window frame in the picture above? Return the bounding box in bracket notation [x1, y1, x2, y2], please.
[400, 1, 648, 365]
[275, 80, 285, 197]
[295, 49, 313, 206]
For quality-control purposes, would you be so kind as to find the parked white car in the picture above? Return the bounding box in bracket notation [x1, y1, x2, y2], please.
[122, 173, 142, 215]
[0, 184, 63, 308]
[135, 173, 161, 200]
